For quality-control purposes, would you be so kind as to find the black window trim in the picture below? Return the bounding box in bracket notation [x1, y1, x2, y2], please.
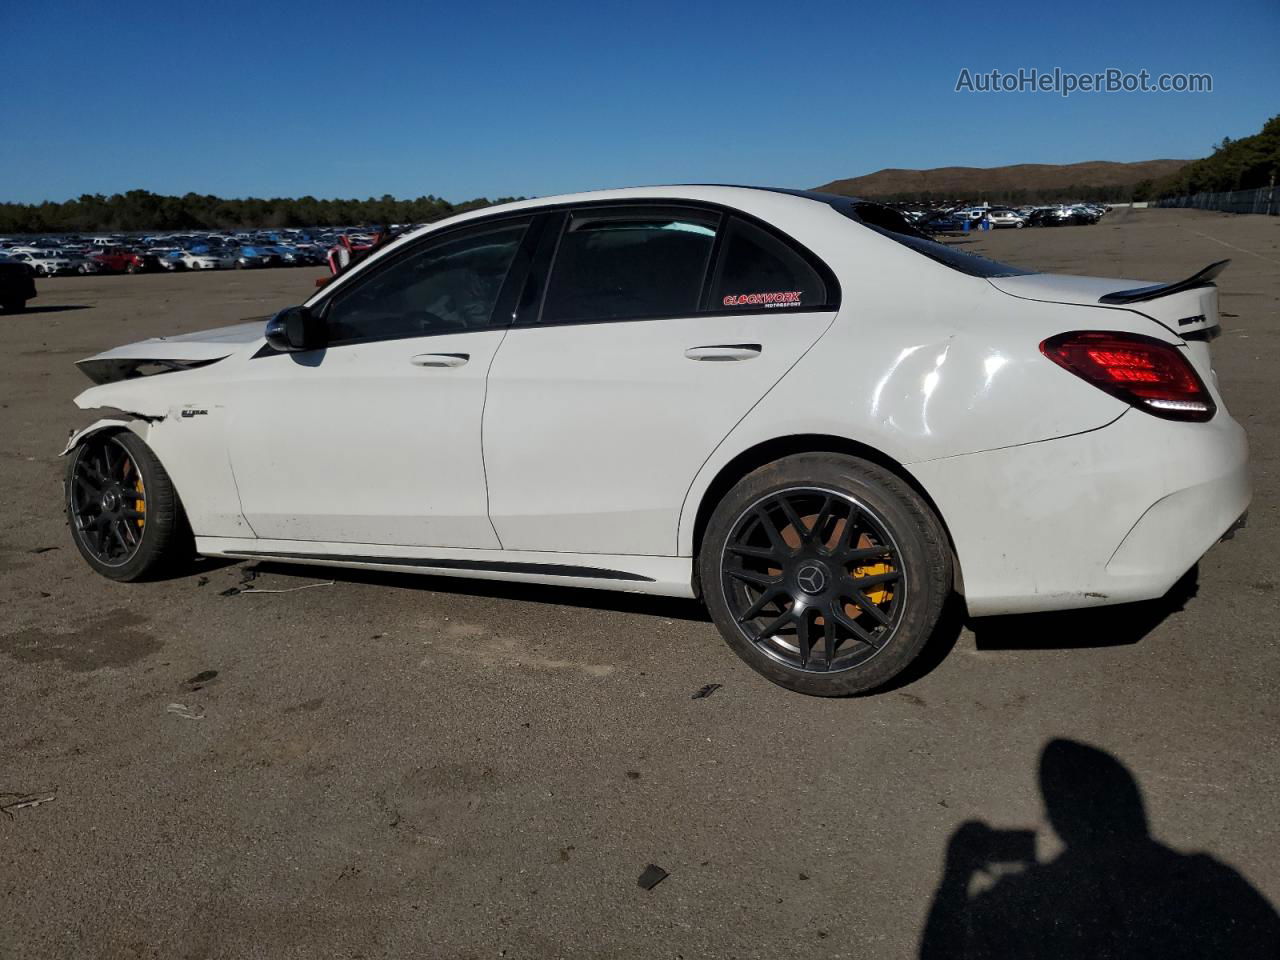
[256, 196, 843, 356]
[316, 214, 539, 349]
[509, 198, 841, 331]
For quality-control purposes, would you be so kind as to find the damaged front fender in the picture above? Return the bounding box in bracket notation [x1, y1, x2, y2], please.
[61, 416, 156, 457]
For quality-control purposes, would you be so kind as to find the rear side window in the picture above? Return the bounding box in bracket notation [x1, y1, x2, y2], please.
[540, 206, 719, 323]
[708, 216, 827, 311]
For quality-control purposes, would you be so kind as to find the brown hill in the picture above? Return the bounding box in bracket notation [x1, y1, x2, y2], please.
[814, 159, 1191, 201]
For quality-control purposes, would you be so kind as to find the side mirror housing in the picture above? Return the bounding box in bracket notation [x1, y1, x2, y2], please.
[264, 305, 326, 352]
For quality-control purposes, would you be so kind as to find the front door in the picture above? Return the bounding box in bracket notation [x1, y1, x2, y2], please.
[227, 217, 531, 547]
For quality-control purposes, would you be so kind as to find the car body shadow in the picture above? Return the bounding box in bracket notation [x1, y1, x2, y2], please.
[966, 566, 1199, 651]
[11, 304, 92, 314]
[247, 560, 712, 623]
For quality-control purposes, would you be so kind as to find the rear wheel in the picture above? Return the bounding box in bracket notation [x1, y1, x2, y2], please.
[66, 430, 193, 581]
[700, 453, 952, 696]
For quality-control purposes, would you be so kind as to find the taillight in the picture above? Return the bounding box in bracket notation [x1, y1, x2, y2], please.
[1039, 331, 1215, 422]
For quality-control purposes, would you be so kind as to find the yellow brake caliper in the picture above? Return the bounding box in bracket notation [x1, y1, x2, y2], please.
[850, 562, 893, 605]
[134, 478, 146, 529]
[848, 531, 893, 617]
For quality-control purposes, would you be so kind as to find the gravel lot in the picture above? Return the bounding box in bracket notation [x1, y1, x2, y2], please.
[2, 208, 1277, 958]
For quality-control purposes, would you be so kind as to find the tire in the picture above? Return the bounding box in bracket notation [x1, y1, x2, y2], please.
[77, 264, 89, 275]
[127, 263, 139, 274]
[1, 299, 25, 313]
[699, 453, 952, 696]
[65, 430, 194, 582]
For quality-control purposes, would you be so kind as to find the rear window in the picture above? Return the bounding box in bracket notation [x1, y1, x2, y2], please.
[708, 216, 827, 311]
[836, 200, 1031, 278]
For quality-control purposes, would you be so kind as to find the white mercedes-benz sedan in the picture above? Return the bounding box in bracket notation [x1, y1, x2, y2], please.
[62, 186, 1250, 695]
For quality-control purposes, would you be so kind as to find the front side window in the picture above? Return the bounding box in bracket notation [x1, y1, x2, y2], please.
[709, 216, 828, 311]
[325, 221, 528, 343]
[539, 206, 719, 324]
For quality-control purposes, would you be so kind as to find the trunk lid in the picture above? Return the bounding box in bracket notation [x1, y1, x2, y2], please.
[988, 262, 1227, 377]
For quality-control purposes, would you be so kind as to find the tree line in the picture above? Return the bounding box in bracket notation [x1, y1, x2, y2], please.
[0, 191, 523, 235]
[1151, 114, 1280, 198]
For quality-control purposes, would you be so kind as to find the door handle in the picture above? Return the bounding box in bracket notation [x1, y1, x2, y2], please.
[684, 343, 762, 362]
[410, 353, 470, 367]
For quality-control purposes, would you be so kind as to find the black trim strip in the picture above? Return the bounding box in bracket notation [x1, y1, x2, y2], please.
[229, 550, 656, 582]
[1182, 324, 1222, 342]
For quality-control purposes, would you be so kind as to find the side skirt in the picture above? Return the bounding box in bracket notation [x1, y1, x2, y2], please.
[195, 537, 698, 598]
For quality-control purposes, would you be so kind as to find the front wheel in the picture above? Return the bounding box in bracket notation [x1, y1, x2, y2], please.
[699, 453, 952, 696]
[66, 430, 193, 581]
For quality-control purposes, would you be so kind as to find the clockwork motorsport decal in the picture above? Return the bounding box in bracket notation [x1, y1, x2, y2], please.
[722, 290, 803, 307]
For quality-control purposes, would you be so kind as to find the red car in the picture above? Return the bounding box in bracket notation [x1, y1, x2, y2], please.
[92, 246, 159, 274]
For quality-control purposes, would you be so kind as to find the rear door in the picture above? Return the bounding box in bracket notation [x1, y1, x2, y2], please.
[482, 203, 840, 556]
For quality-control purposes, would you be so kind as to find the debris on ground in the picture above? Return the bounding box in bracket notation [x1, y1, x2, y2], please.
[27, 546, 58, 555]
[637, 864, 669, 890]
[196, 576, 209, 587]
[691, 683, 722, 700]
[239, 580, 334, 594]
[182, 670, 218, 691]
[0, 788, 57, 818]
[166, 702, 205, 721]
[218, 586, 242, 597]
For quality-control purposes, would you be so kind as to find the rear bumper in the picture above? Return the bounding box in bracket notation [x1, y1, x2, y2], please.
[910, 410, 1251, 616]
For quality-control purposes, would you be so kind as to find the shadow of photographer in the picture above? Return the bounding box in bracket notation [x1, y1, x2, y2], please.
[920, 739, 1279, 958]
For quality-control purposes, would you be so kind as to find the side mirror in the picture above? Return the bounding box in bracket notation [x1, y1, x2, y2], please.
[264, 305, 326, 352]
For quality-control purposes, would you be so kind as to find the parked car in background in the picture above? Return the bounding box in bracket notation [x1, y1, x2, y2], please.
[0, 255, 37, 311]
[1027, 207, 1068, 227]
[10, 251, 76, 276]
[66, 253, 104, 275]
[272, 246, 315, 266]
[153, 249, 185, 270]
[986, 208, 1026, 228]
[232, 247, 271, 269]
[91, 246, 159, 274]
[180, 250, 236, 271]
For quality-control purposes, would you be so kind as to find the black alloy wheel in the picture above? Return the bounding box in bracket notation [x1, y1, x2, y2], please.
[720, 487, 905, 674]
[66, 431, 192, 581]
[700, 453, 952, 696]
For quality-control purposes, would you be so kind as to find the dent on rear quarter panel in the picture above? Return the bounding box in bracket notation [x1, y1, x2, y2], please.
[675, 258, 1150, 558]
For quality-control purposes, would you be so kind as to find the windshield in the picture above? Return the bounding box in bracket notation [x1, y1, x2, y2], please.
[831, 198, 1032, 278]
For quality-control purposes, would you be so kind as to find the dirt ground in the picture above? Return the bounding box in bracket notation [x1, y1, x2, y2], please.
[1, 208, 1277, 959]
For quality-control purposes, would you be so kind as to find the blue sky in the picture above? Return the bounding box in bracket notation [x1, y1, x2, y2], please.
[2, 0, 1276, 203]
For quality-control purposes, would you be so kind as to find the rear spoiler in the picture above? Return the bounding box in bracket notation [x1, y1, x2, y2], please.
[1098, 260, 1230, 305]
